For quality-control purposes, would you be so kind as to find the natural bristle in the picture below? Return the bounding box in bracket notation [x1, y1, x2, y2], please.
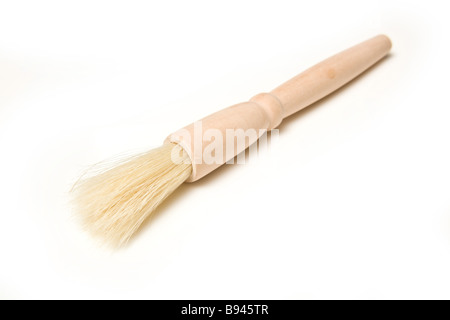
[72, 143, 192, 246]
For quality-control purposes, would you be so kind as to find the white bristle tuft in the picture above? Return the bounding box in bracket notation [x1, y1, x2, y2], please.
[72, 143, 192, 247]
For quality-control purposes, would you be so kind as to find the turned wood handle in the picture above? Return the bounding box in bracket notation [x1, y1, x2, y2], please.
[167, 35, 392, 182]
[271, 34, 392, 119]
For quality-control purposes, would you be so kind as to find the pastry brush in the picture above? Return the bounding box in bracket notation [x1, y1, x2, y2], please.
[72, 35, 392, 246]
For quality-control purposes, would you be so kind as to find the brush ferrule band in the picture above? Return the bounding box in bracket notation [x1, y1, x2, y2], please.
[166, 94, 280, 182]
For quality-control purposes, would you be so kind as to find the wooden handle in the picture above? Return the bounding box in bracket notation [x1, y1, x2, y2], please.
[167, 35, 392, 182]
[271, 34, 392, 118]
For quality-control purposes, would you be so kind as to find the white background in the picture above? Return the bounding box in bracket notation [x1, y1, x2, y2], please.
[0, 1, 449, 299]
